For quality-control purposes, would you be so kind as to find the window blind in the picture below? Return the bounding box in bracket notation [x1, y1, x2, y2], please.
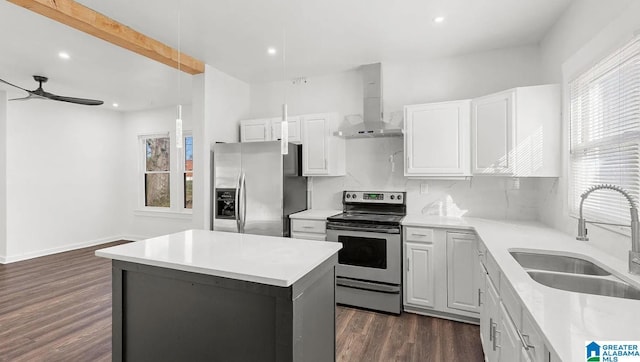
[569, 35, 640, 224]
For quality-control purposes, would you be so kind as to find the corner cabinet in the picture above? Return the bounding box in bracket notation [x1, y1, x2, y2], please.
[471, 84, 560, 177]
[404, 100, 471, 178]
[446, 232, 480, 314]
[301, 113, 345, 176]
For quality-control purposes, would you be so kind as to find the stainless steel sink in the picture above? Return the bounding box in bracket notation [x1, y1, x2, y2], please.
[527, 271, 640, 300]
[510, 251, 611, 276]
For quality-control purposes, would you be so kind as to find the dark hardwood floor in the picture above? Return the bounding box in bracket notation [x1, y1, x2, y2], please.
[0, 242, 484, 362]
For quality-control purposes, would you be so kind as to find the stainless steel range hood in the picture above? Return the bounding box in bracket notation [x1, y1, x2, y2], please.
[334, 63, 403, 138]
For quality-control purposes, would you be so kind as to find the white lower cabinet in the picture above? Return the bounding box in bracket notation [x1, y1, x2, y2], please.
[496, 302, 522, 362]
[484, 275, 500, 362]
[478, 240, 548, 362]
[405, 242, 436, 308]
[403, 227, 479, 322]
[447, 232, 480, 313]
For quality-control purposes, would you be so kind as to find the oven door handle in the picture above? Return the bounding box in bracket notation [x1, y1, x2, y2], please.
[326, 224, 400, 234]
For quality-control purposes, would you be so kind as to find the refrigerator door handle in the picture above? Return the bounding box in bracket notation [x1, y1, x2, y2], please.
[235, 173, 242, 232]
[240, 172, 247, 232]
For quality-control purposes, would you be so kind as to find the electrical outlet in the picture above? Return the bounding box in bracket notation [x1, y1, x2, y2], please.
[420, 183, 428, 194]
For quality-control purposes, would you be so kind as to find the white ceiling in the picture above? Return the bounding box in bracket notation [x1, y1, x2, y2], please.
[0, 0, 572, 111]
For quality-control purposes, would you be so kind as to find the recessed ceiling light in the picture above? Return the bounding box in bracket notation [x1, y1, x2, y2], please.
[433, 16, 445, 24]
[58, 51, 70, 59]
[267, 47, 277, 55]
[112, 103, 119, 108]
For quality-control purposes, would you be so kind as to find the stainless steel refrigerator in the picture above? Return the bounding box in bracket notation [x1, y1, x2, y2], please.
[212, 141, 307, 237]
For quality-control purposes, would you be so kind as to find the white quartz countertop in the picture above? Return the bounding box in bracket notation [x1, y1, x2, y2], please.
[95, 229, 342, 287]
[289, 209, 342, 220]
[402, 215, 640, 362]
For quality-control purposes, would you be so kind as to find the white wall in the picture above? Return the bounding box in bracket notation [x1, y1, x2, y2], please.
[251, 45, 552, 219]
[192, 65, 251, 231]
[0, 92, 7, 261]
[4, 101, 125, 262]
[121, 105, 194, 239]
[539, 0, 640, 261]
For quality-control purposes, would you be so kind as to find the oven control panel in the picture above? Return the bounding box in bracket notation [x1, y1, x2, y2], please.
[343, 191, 405, 204]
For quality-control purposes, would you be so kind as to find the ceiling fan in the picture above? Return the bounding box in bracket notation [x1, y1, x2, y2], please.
[0, 75, 104, 106]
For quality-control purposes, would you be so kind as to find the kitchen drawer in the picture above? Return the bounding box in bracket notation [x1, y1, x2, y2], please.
[485, 252, 500, 287]
[291, 219, 326, 234]
[522, 310, 545, 362]
[500, 279, 522, 329]
[291, 231, 326, 241]
[477, 239, 487, 265]
[404, 227, 434, 243]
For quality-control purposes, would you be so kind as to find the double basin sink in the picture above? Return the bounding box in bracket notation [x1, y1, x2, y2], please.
[510, 251, 640, 300]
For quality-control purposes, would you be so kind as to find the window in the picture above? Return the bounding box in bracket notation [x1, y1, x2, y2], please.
[144, 136, 171, 207]
[184, 135, 193, 209]
[569, 35, 640, 224]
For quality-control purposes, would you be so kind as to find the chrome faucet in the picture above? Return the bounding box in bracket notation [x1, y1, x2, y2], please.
[577, 184, 640, 275]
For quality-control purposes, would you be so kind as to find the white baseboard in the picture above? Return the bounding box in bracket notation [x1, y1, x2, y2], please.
[0, 235, 128, 264]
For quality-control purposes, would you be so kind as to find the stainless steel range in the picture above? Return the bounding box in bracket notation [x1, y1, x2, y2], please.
[326, 191, 406, 314]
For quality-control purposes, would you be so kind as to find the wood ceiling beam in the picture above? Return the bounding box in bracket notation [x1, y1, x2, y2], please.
[6, 0, 205, 75]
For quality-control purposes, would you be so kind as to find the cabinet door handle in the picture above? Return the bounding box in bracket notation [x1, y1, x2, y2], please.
[516, 329, 535, 351]
[478, 289, 483, 306]
[493, 327, 501, 351]
[489, 318, 494, 341]
[407, 257, 410, 272]
[412, 233, 428, 237]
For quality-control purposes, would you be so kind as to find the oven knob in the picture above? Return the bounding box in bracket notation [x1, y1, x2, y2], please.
[346, 193, 351, 199]
[397, 194, 402, 200]
[352, 193, 357, 199]
[390, 195, 395, 200]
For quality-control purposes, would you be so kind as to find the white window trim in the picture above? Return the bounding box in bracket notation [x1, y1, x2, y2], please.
[180, 131, 194, 212]
[137, 132, 193, 217]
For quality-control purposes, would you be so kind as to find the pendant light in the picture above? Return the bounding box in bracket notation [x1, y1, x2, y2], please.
[176, 1, 183, 149]
[280, 25, 288, 155]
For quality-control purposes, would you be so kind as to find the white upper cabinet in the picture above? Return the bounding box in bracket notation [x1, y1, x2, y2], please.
[471, 84, 560, 177]
[240, 118, 272, 142]
[271, 116, 301, 143]
[301, 113, 345, 176]
[404, 100, 471, 178]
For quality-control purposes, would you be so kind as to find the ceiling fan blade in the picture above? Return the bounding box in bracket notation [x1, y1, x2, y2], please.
[0, 78, 30, 92]
[8, 93, 45, 101]
[44, 93, 104, 106]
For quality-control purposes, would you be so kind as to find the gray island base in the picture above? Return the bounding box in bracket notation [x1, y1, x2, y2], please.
[96, 230, 341, 361]
[111, 254, 337, 362]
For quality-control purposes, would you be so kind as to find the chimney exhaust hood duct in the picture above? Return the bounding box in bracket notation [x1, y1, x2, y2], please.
[334, 63, 403, 138]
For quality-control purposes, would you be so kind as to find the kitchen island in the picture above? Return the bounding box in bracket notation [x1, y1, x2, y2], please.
[95, 229, 342, 362]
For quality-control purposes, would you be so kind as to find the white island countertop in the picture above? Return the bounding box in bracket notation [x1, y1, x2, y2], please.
[402, 215, 640, 361]
[95, 229, 342, 287]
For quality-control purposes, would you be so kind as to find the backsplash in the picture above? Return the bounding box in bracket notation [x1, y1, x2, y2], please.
[310, 137, 556, 220]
